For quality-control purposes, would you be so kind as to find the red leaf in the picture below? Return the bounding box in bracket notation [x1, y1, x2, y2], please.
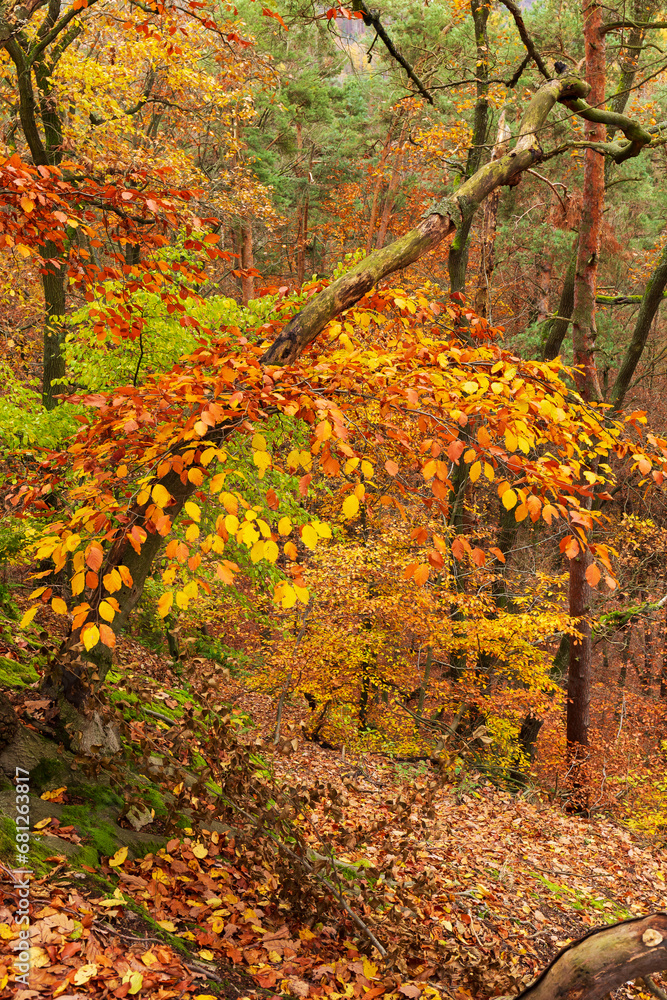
[299, 474, 312, 497]
[266, 488, 279, 510]
[262, 6, 288, 28]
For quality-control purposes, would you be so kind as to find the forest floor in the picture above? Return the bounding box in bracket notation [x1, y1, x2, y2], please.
[0, 625, 666, 1000]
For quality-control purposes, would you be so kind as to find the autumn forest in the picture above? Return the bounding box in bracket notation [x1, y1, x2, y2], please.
[0, 0, 667, 995]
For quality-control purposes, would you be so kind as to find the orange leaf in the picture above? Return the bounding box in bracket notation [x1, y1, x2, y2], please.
[413, 564, 430, 586]
[585, 563, 601, 587]
[385, 459, 399, 476]
[99, 624, 116, 648]
[86, 544, 103, 572]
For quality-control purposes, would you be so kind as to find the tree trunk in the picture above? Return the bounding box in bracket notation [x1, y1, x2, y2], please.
[375, 122, 407, 249]
[241, 220, 255, 305]
[366, 125, 393, 254]
[510, 912, 667, 1000]
[541, 236, 577, 360]
[473, 110, 511, 318]
[610, 239, 667, 410]
[42, 241, 67, 410]
[448, 0, 490, 296]
[565, 0, 605, 807]
[567, 548, 592, 807]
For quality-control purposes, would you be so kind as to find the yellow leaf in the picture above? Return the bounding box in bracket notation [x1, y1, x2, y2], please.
[362, 958, 378, 979]
[502, 489, 518, 510]
[252, 433, 267, 451]
[128, 972, 143, 995]
[344, 457, 359, 474]
[250, 540, 265, 563]
[20, 605, 39, 629]
[281, 586, 297, 609]
[253, 451, 271, 475]
[34, 817, 52, 830]
[157, 592, 173, 618]
[193, 844, 208, 859]
[157, 920, 177, 931]
[264, 540, 279, 563]
[103, 569, 122, 593]
[98, 600, 115, 622]
[278, 516, 292, 535]
[73, 964, 98, 986]
[185, 501, 201, 522]
[505, 429, 518, 452]
[314, 521, 331, 538]
[152, 484, 170, 508]
[82, 624, 99, 651]
[469, 461, 481, 483]
[294, 585, 309, 604]
[109, 846, 128, 868]
[361, 460, 374, 479]
[224, 514, 239, 534]
[342, 494, 359, 519]
[301, 524, 318, 549]
[221, 492, 238, 515]
[51, 597, 68, 615]
[210, 472, 226, 492]
[186, 524, 200, 542]
[188, 468, 204, 486]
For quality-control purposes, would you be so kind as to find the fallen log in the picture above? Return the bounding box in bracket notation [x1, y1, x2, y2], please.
[505, 912, 667, 999]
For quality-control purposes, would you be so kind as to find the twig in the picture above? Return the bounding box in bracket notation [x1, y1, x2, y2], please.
[641, 976, 667, 1000]
[144, 708, 178, 725]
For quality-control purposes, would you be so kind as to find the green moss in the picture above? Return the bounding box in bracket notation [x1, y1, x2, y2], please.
[75, 844, 101, 868]
[59, 806, 121, 857]
[0, 655, 39, 689]
[68, 784, 124, 810]
[0, 816, 15, 863]
[30, 757, 69, 793]
[142, 785, 167, 817]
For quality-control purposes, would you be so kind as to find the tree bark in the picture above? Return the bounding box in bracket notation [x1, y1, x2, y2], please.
[375, 121, 407, 249]
[241, 220, 255, 305]
[42, 240, 67, 409]
[366, 124, 393, 254]
[474, 110, 511, 318]
[609, 239, 667, 410]
[565, 0, 605, 807]
[510, 912, 667, 1000]
[541, 236, 577, 360]
[448, 0, 490, 296]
